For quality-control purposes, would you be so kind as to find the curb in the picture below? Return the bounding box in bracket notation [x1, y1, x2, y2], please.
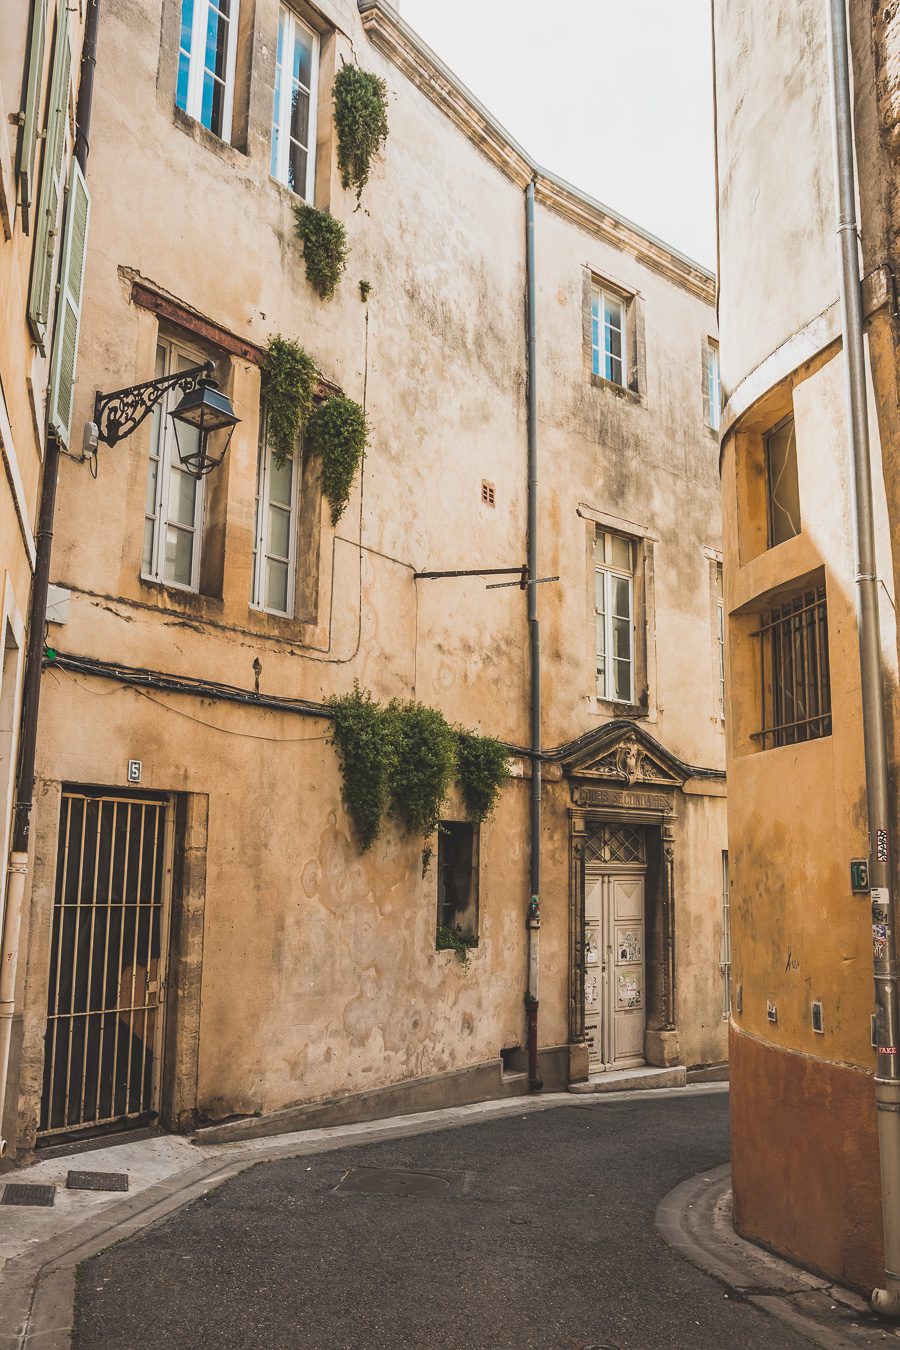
[655, 1164, 896, 1349]
[3, 1082, 726, 1348]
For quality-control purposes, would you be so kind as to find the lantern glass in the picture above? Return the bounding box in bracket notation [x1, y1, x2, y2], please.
[169, 378, 239, 479]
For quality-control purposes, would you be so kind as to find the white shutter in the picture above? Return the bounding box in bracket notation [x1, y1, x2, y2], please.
[48, 158, 90, 448]
[27, 0, 71, 349]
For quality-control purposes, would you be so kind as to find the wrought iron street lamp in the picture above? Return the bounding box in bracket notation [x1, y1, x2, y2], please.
[91, 361, 239, 479]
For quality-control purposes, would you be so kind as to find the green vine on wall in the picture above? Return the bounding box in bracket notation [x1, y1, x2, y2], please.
[260, 336, 317, 466]
[294, 204, 349, 299]
[436, 925, 479, 967]
[456, 731, 511, 823]
[306, 395, 368, 525]
[327, 683, 395, 851]
[333, 64, 389, 203]
[388, 700, 458, 837]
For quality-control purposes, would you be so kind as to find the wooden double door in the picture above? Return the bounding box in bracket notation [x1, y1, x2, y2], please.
[584, 865, 646, 1071]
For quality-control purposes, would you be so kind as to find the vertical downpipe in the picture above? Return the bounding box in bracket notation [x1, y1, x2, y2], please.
[525, 179, 542, 1091]
[825, 0, 900, 1315]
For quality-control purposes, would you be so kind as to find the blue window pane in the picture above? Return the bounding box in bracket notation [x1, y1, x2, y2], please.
[180, 0, 194, 54]
[292, 28, 314, 88]
[176, 50, 190, 111]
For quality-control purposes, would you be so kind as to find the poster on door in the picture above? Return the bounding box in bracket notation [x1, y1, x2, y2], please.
[615, 926, 642, 964]
[617, 971, 642, 1008]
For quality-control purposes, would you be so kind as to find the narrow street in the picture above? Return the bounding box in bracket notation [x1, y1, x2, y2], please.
[72, 1091, 806, 1350]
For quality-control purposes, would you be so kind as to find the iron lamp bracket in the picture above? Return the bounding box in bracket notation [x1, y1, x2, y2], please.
[93, 362, 214, 449]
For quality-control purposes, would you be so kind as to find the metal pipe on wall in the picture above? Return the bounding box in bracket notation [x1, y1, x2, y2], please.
[525, 178, 542, 1091]
[824, 0, 900, 1315]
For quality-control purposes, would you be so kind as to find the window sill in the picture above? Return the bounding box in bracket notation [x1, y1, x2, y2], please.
[593, 698, 649, 720]
[246, 605, 319, 637]
[172, 105, 249, 163]
[590, 373, 643, 404]
[138, 577, 225, 617]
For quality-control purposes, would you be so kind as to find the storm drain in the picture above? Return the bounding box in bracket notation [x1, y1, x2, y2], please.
[1, 1184, 55, 1207]
[333, 1166, 466, 1199]
[66, 1170, 129, 1192]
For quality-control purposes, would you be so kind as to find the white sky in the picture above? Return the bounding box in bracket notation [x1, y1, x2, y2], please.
[398, 1, 717, 270]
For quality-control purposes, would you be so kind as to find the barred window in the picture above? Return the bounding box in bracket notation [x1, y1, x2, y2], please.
[752, 585, 831, 749]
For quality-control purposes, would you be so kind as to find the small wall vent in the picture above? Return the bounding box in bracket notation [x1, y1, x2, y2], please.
[811, 1001, 824, 1034]
[766, 1000, 778, 1024]
[481, 480, 496, 507]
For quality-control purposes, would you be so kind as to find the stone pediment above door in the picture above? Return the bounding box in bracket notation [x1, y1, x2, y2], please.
[557, 722, 688, 790]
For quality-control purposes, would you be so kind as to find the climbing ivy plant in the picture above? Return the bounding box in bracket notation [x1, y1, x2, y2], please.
[327, 683, 396, 852]
[306, 394, 368, 525]
[388, 700, 458, 837]
[333, 64, 389, 203]
[294, 204, 349, 299]
[456, 731, 511, 823]
[260, 336, 317, 467]
[436, 925, 479, 967]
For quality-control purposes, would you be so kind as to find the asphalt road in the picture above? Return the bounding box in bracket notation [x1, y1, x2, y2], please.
[73, 1090, 808, 1350]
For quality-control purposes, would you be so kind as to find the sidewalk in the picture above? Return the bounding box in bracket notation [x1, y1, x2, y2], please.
[2, 1083, 727, 1349]
[656, 1163, 900, 1349]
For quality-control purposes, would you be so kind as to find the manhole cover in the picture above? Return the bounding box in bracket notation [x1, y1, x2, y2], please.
[66, 1170, 129, 1192]
[1, 1184, 55, 1207]
[334, 1166, 465, 1199]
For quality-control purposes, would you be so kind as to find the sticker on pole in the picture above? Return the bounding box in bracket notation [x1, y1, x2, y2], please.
[877, 830, 888, 864]
[871, 888, 891, 908]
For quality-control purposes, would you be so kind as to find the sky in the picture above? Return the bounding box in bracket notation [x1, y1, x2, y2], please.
[399, 1, 717, 270]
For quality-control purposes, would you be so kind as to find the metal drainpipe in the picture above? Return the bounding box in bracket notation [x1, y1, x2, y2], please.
[0, 0, 100, 1158]
[525, 178, 542, 1092]
[825, 0, 900, 1315]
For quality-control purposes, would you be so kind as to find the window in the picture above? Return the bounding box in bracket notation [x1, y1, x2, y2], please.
[594, 529, 635, 703]
[142, 340, 206, 591]
[591, 287, 626, 387]
[752, 585, 831, 749]
[720, 851, 731, 1019]
[176, 0, 240, 142]
[765, 413, 800, 546]
[715, 562, 725, 718]
[271, 7, 318, 199]
[707, 341, 721, 432]
[252, 439, 300, 616]
[27, 0, 71, 349]
[437, 822, 478, 939]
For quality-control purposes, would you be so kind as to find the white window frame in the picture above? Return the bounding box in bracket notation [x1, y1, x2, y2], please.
[177, 0, 240, 143]
[271, 5, 319, 201]
[251, 439, 300, 617]
[708, 341, 721, 432]
[594, 530, 635, 704]
[715, 562, 725, 719]
[591, 287, 627, 387]
[142, 339, 206, 593]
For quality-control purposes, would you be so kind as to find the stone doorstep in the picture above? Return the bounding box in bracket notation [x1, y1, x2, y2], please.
[568, 1064, 687, 1094]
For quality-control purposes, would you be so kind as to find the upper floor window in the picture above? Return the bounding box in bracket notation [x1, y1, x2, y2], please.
[707, 341, 721, 432]
[176, 0, 240, 142]
[715, 562, 725, 718]
[437, 822, 479, 943]
[591, 287, 627, 387]
[252, 438, 300, 616]
[752, 584, 831, 750]
[765, 413, 800, 546]
[594, 529, 635, 703]
[271, 6, 319, 199]
[143, 340, 206, 591]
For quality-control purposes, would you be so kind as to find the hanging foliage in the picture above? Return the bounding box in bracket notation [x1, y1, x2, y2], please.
[333, 64, 389, 203]
[294, 204, 349, 299]
[388, 700, 458, 837]
[327, 683, 396, 852]
[456, 731, 512, 823]
[260, 336, 317, 467]
[306, 394, 368, 525]
[436, 925, 479, 967]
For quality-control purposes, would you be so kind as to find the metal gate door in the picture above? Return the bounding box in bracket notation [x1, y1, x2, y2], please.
[39, 790, 172, 1137]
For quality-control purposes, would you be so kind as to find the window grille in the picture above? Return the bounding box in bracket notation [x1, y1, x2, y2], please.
[481, 480, 495, 507]
[752, 585, 831, 749]
[584, 823, 645, 866]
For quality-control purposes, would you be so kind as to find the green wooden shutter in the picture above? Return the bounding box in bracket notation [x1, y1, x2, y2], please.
[16, 0, 49, 234]
[27, 0, 71, 351]
[48, 158, 90, 448]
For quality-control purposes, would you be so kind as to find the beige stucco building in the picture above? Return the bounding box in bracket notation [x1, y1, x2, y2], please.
[714, 0, 900, 1296]
[5, 0, 727, 1159]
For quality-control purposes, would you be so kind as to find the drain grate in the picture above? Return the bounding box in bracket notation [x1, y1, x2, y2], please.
[66, 1170, 129, 1192]
[1, 1183, 55, 1207]
[334, 1166, 465, 1199]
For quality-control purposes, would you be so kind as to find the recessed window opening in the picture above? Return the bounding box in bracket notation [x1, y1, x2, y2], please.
[752, 585, 831, 749]
[143, 340, 207, 592]
[437, 822, 479, 940]
[252, 437, 300, 617]
[591, 287, 626, 387]
[594, 529, 635, 703]
[270, 6, 319, 199]
[176, 0, 241, 142]
[708, 342, 721, 432]
[721, 851, 731, 1019]
[765, 413, 801, 546]
[715, 563, 725, 718]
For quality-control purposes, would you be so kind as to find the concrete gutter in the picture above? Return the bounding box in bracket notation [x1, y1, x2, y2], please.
[3, 1084, 726, 1349]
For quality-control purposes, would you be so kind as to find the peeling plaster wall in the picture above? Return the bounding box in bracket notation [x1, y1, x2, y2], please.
[13, 0, 726, 1144]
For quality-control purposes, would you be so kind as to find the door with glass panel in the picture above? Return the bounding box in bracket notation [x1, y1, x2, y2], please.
[594, 530, 635, 704]
[583, 824, 646, 1072]
[143, 340, 205, 590]
[39, 791, 172, 1138]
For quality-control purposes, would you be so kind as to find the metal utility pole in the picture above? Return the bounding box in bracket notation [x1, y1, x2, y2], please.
[525, 178, 542, 1091]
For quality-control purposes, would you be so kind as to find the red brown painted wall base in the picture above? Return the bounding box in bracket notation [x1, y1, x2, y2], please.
[730, 1024, 883, 1293]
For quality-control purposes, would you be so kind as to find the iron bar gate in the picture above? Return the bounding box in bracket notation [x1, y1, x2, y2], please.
[39, 789, 172, 1137]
